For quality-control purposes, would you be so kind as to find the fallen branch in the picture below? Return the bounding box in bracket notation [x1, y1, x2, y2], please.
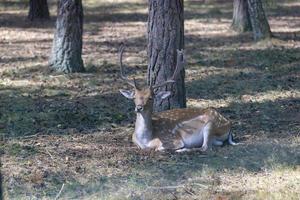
[45, 148, 54, 160]
[14, 134, 39, 139]
[55, 183, 65, 200]
[147, 185, 184, 190]
[191, 182, 209, 189]
[183, 187, 195, 196]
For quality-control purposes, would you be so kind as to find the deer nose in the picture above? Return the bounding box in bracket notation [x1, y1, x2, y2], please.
[135, 105, 143, 112]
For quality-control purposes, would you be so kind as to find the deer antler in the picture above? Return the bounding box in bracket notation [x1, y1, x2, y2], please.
[151, 49, 185, 89]
[119, 44, 137, 88]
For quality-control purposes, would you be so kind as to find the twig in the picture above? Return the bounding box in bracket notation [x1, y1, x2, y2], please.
[14, 134, 39, 139]
[158, 160, 207, 167]
[171, 192, 178, 200]
[191, 182, 209, 189]
[55, 183, 65, 200]
[45, 148, 54, 160]
[147, 185, 184, 190]
[183, 187, 195, 196]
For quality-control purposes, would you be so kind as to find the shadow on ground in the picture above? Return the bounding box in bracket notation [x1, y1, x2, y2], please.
[7, 134, 298, 199]
[0, 85, 135, 138]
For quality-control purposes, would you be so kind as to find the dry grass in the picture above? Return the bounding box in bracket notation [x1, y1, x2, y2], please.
[0, 0, 300, 199]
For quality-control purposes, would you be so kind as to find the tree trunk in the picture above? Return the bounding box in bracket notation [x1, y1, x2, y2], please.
[247, 0, 272, 40]
[0, 171, 2, 200]
[49, 0, 85, 73]
[232, 0, 252, 32]
[28, 0, 50, 21]
[147, 0, 186, 112]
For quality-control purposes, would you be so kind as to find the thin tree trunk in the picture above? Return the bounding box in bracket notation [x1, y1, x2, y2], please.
[49, 0, 85, 73]
[247, 0, 272, 40]
[147, 0, 186, 112]
[232, 0, 252, 32]
[28, 0, 50, 21]
[0, 171, 2, 200]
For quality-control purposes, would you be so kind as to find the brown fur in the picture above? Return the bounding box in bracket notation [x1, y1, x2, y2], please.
[119, 48, 235, 152]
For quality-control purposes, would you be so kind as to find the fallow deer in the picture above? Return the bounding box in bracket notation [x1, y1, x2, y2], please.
[119, 45, 237, 152]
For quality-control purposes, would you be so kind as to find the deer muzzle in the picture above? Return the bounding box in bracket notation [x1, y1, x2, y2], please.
[135, 105, 144, 112]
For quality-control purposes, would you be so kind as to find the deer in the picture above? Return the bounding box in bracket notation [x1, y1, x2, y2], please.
[118, 45, 238, 152]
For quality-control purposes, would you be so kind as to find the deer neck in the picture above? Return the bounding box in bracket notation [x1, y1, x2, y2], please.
[134, 110, 153, 148]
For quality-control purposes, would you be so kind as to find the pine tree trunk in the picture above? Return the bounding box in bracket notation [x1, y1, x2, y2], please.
[49, 0, 85, 73]
[0, 171, 2, 200]
[147, 0, 186, 112]
[232, 0, 252, 32]
[247, 0, 272, 40]
[28, 0, 50, 21]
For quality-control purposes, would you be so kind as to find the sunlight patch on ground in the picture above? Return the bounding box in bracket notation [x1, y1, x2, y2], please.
[0, 29, 53, 41]
[188, 89, 300, 108]
[269, 17, 300, 33]
[186, 19, 232, 36]
[281, 2, 300, 7]
[186, 66, 257, 78]
[219, 168, 300, 199]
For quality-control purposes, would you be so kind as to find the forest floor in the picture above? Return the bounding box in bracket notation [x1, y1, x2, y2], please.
[0, 0, 300, 199]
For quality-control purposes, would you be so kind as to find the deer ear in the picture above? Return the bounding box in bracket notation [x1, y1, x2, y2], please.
[156, 91, 171, 100]
[119, 89, 135, 99]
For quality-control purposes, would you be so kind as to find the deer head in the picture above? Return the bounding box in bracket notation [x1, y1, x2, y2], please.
[119, 44, 185, 113]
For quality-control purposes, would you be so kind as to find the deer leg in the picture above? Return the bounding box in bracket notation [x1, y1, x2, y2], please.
[228, 131, 240, 145]
[175, 148, 192, 153]
[147, 138, 164, 151]
[200, 122, 213, 152]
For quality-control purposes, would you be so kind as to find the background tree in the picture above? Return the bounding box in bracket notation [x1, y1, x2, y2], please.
[147, 0, 186, 112]
[232, 0, 252, 32]
[247, 0, 272, 40]
[28, 0, 50, 21]
[49, 0, 85, 73]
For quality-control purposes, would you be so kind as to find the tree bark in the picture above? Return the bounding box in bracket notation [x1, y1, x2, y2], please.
[147, 0, 186, 112]
[247, 0, 272, 40]
[232, 0, 252, 32]
[28, 0, 50, 21]
[49, 0, 85, 73]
